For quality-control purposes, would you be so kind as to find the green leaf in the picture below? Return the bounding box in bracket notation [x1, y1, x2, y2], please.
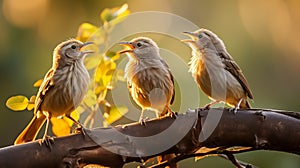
[106, 51, 120, 61]
[6, 95, 29, 111]
[100, 4, 130, 24]
[104, 105, 128, 124]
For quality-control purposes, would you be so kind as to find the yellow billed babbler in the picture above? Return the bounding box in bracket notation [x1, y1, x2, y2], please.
[182, 28, 253, 110]
[119, 37, 175, 123]
[14, 39, 94, 145]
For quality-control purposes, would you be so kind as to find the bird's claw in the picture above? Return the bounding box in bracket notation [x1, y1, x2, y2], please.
[39, 135, 54, 150]
[74, 125, 86, 136]
[139, 117, 149, 126]
[170, 111, 178, 119]
[203, 104, 211, 110]
[229, 107, 239, 115]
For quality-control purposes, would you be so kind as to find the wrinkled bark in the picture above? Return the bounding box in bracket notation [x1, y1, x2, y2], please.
[0, 108, 299, 168]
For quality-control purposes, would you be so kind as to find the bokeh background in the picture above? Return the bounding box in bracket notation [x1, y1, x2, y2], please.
[0, 0, 300, 167]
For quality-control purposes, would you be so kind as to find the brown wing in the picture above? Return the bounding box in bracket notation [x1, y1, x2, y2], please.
[127, 81, 148, 108]
[34, 69, 55, 113]
[218, 52, 254, 99]
[160, 59, 175, 105]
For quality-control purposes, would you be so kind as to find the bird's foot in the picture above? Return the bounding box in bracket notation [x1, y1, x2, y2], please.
[139, 117, 149, 126]
[202, 100, 220, 110]
[169, 111, 178, 119]
[229, 106, 239, 115]
[74, 125, 86, 136]
[39, 135, 54, 150]
[203, 104, 211, 110]
[230, 99, 243, 115]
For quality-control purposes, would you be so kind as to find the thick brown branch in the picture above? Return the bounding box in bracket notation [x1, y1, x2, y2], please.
[0, 108, 299, 167]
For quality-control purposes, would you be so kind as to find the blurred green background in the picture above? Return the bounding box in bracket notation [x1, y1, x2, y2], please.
[0, 0, 300, 167]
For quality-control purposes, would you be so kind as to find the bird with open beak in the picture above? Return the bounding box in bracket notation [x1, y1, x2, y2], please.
[182, 28, 253, 111]
[119, 37, 175, 124]
[14, 39, 94, 145]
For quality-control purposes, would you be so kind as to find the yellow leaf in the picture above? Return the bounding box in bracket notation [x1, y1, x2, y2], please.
[6, 95, 29, 111]
[109, 11, 130, 27]
[84, 55, 100, 70]
[27, 105, 34, 111]
[76, 23, 98, 42]
[105, 105, 128, 124]
[116, 69, 126, 82]
[83, 164, 102, 168]
[95, 87, 107, 103]
[94, 57, 116, 98]
[94, 58, 116, 83]
[65, 110, 80, 127]
[76, 106, 85, 114]
[83, 90, 97, 107]
[27, 95, 36, 111]
[51, 117, 71, 137]
[29, 95, 36, 102]
[33, 79, 43, 87]
[100, 4, 129, 23]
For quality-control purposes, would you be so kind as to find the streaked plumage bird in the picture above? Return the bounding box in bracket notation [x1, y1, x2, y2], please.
[182, 28, 253, 109]
[14, 39, 93, 145]
[119, 37, 175, 123]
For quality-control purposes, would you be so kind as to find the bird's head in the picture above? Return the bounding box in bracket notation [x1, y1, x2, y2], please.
[182, 28, 222, 51]
[119, 37, 160, 60]
[54, 39, 94, 63]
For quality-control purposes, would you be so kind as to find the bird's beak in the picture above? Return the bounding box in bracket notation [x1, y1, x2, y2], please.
[182, 31, 197, 37]
[181, 31, 197, 43]
[181, 39, 195, 43]
[80, 41, 95, 54]
[118, 41, 134, 54]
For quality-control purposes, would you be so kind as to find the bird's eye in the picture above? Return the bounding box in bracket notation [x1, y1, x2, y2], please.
[198, 34, 203, 38]
[71, 45, 77, 49]
[136, 42, 142, 47]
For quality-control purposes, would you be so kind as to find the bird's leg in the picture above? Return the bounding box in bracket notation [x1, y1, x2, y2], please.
[203, 100, 220, 109]
[139, 109, 147, 126]
[230, 99, 243, 114]
[39, 112, 54, 149]
[66, 115, 86, 136]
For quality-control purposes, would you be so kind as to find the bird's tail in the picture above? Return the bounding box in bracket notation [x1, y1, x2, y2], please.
[159, 106, 172, 117]
[245, 100, 251, 109]
[14, 115, 46, 145]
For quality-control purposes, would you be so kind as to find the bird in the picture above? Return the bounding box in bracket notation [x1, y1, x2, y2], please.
[182, 28, 253, 110]
[14, 39, 94, 145]
[119, 37, 175, 123]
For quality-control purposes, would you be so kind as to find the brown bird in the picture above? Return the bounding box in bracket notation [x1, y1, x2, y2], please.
[14, 39, 94, 145]
[182, 28, 253, 110]
[119, 37, 175, 123]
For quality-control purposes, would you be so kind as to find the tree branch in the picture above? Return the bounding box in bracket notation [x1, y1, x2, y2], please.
[0, 108, 299, 167]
